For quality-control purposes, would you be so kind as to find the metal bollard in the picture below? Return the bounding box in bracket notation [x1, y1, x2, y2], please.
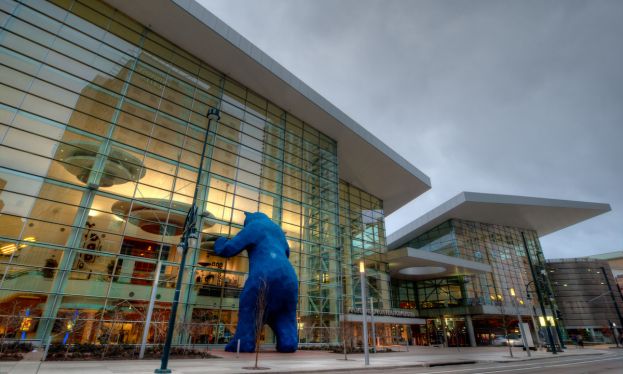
[236, 339, 241, 358]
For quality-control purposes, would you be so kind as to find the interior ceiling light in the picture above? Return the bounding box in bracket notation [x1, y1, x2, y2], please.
[1, 237, 35, 255]
[112, 198, 214, 235]
[57, 141, 146, 187]
[399, 266, 446, 275]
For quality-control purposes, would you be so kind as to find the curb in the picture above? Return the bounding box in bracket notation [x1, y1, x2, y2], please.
[229, 360, 478, 374]
[230, 352, 609, 374]
[426, 360, 478, 367]
[483, 352, 606, 363]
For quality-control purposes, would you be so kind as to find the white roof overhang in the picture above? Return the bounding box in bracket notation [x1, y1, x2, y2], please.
[388, 192, 611, 249]
[387, 247, 492, 281]
[102, 0, 431, 214]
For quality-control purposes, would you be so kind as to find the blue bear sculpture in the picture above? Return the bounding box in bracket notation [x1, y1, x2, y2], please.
[214, 212, 298, 353]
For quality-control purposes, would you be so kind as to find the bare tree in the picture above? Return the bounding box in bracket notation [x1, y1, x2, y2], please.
[189, 308, 214, 349]
[95, 300, 144, 359]
[338, 284, 356, 356]
[58, 310, 91, 359]
[339, 265, 349, 360]
[0, 301, 22, 354]
[498, 296, 514, 358]
[178, 319, 197, 355]
[151, 308, 170, 346]
[254, 278, 268, 369]
[99, 306, 123, 359]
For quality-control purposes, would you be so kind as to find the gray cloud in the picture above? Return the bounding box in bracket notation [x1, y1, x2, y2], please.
[200, 0, 623, 258]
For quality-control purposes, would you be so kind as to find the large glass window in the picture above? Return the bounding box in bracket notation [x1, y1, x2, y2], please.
[0, 0, 346, 349]
[397, 219, 546, 314]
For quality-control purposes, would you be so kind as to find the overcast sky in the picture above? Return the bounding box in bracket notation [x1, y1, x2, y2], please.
[199, 0, 622, 259]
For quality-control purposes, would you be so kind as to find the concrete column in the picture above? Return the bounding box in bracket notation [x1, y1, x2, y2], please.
[465, 314, 477, 347]
[80, 312, 96, 344]
[117, 259, 135, 284]
[440, 317, 448, 347]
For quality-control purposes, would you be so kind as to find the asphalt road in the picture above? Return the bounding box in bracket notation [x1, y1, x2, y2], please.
[359, 352, 623, 374]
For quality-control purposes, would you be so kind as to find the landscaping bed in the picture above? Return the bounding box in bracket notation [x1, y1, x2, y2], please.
[45, 344, 219, 360]
[0, 342, 34, 361]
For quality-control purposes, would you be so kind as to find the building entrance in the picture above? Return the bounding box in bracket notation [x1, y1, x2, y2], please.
[346, 322, 414, 348]
[427, 317, 469, 347]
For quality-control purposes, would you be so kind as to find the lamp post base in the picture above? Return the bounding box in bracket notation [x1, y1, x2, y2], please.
[155, 369, 172, 373]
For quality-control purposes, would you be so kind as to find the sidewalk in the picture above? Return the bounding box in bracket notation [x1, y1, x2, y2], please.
[0, 345, 616, 374]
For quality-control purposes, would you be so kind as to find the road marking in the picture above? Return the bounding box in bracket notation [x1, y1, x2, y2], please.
[420, 355, 623, 374]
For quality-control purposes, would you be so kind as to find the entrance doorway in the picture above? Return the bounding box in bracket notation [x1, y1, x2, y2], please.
[427, 317, 469, 347]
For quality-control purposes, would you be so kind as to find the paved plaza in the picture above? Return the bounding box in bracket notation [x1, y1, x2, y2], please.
[1, 345, 619, 374]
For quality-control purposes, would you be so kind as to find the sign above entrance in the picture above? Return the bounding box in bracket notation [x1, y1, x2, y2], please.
[348, 307, 417, 318]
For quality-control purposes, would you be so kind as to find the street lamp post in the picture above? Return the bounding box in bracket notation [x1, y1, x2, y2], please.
[587, 292, 621, 347]
[359, 261, 369, 366]
[586, 267, 623, 347]
[608, 320, 621, 348]
[521, 232, 557, 354]
[525, 281, 543, 349]
[541, 273, 566, 349]
[155, 108, 220, 374]
[140, 260, 162, 359]
[370, 297, 376, 354]
[510, 288, 531, 357]
[600, 266, 623, 335]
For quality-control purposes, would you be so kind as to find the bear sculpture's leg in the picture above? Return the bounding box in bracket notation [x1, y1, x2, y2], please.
[272, 304, 298, 352]
[225, 287, 258, 352]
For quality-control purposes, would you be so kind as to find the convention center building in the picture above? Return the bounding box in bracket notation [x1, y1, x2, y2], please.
[0, 0, 611, 351]
[0, 0, 431, 348]
[387, 192, 610, 346]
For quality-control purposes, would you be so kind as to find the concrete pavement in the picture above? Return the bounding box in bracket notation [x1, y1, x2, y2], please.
[0, 345, 616, 374]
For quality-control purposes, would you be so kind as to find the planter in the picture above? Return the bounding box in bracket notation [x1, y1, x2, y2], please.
[44, 344, 219, 361]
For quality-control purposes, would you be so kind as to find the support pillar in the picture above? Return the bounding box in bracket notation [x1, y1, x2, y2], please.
[80, 312, 96, 344]
[440, 317, 448, 348]
[465, 315, 477, 347]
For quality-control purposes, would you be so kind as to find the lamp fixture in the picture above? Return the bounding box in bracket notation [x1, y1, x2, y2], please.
[0, 237, 35, 255]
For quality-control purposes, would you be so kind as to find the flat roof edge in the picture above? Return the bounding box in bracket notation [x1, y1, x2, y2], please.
[403, 247, 493, 273]
[387, 192, 466, 248]
[462, 191, 612, 212]
[586, 250, 623, 260]
[103, 0, 430, 209]
[388, 192, 611, 249]
[171, 0, 430, 188]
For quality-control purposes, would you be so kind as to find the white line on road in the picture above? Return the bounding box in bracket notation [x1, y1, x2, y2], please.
[420, 355, 623, 374]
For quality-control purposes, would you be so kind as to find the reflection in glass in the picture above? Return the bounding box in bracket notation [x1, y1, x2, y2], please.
[0, 0, 350, 348]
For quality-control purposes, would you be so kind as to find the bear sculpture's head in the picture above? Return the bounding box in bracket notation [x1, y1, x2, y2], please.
[243, 211, 269, 226]
[242, 211, 290, 258]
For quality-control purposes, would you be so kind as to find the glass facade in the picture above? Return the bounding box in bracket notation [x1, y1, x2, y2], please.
[391, 219, 559, 345]
[0, 0, 378, 348]
[546, 258, 623, 343]
[392, 219, 548, 311]
[338, 181, 416, 346]
[339, 181, 389, 311]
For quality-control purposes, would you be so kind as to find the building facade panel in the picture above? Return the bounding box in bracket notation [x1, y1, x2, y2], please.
[397, 219, 544, 310]
[547, 258, 623, 343]
[391, 219, 562, 346]
[0, 0, 395, 349]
